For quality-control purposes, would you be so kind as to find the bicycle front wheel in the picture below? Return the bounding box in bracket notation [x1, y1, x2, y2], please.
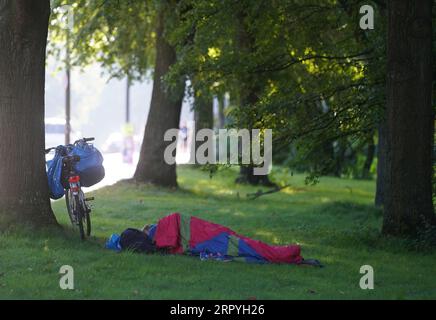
[77, 209, 85, 240]
[78, 190, 91, 239]
[83, 207, 91, 237]
[66, 189, 90, 240]
[65, 189, 77, 226]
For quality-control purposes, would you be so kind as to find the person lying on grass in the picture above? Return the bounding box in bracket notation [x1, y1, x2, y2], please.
[106, 212, 321, 266]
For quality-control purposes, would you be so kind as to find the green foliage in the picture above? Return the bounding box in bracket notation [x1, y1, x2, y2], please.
[46, 0, 392, 178]
[166, 0, 387, 177]
[48, 0, 157, 81]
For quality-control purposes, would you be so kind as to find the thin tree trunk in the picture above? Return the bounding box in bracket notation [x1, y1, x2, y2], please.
[193, 89, 214, 131]
[217, 94, 226, 129]
[373, 1, 387, 207]
[193, 88, 214, 159]
[234, 7, 275, 186]
[361, 134, 375, 179]
[0, 0, 57, 227]
[65, 29, 71, 145]
[133, 8, 184, 188]
[382, 0, 435, 236]
[332, 139, 347, 177]
[375, 122, 386, 206]
[125, 76, 131, 123]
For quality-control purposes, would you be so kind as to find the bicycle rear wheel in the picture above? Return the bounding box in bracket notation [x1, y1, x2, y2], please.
[78, 190, 92, 239]
[77, 209, 85, 240]
[65, 189, 77, 225]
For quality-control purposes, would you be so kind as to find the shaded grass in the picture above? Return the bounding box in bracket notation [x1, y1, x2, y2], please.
[0, 166, 435, 299]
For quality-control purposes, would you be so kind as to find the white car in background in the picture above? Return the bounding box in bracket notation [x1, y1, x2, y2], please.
[45, 117, 80, 149]
[101, 132, 142, 154]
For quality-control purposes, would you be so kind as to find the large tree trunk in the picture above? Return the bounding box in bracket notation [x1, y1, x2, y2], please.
[133, 9, 184, 188]
[375, 122, 387, 206]
[0, 0, 57, 227]
[382, 0, 435, 237]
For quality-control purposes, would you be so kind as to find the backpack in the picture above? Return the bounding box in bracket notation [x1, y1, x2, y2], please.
[70, 142, 105, 187]
[119, 228, 157, 253]
[46, 146, 67, 200]
[46, 143, 105, 199]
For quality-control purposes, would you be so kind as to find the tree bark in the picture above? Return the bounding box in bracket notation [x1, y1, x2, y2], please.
[133, 8, 184, 188]
[382, 0, 435, 236]
[0, 0, 57, 227]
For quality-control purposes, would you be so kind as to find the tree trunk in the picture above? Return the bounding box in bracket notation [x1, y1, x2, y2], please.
[193, 88, 214, 158]
[361, 134, 375, 179]
[372, 1, 387, 206]
[382, 0, 435, 236]
[125, 76, 131, 123]
[133, 8, 184, 188]
[217, 94, 226, 129]
[193, 89, 214, 132]
[375, 122, 387, 206]
[0, 0, 57, 227]
[65, 29, 71, 145]
[234, 8, 274, 186]
[332, 139, 347, 177]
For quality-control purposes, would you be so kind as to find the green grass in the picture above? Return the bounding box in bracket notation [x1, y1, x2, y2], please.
[1, 166, 435, 299]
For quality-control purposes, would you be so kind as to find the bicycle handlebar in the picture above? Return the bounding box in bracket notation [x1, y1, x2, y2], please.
[74, 137, 95, 144]
[45, 137, 95, 154]
[45, 147, 56, 154]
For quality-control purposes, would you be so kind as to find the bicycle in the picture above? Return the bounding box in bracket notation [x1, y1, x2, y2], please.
[45, 137, 96, 240]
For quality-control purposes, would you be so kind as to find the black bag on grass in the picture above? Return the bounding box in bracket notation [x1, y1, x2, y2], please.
[119, 228, 156, 253]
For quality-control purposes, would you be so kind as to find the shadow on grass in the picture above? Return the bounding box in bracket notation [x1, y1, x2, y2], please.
[316, 201, 382, 218]
[295, 201, 436, 254]
[0, 222, 108, 253]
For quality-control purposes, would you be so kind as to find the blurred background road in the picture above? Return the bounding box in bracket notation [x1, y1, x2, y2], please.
[44, 57, 195, 192]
